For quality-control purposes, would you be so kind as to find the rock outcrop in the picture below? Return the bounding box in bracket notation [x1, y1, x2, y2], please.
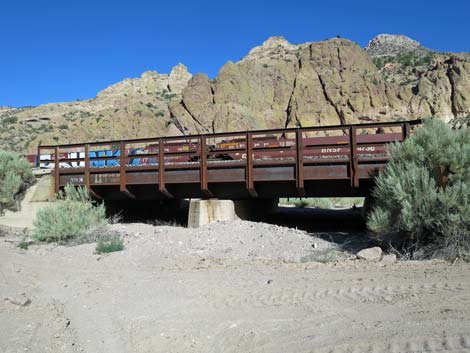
[1, 35, 469, 153]
[0, 64, 193, 151]
[169, 35, 470, 134]
[364, 34, 429, 57]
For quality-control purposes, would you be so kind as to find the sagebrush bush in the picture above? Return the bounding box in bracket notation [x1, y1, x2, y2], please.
[280, 197, 363, 209]
[0, 150, 34, 213]
[32, 185, 108, 243]
[367, 119, 470, 260]
[96, 236, 124, 254]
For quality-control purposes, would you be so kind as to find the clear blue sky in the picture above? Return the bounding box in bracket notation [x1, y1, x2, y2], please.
[1, 0, 469, 107]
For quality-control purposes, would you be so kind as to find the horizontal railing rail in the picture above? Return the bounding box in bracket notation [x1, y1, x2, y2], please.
[39, 119, 421, 149]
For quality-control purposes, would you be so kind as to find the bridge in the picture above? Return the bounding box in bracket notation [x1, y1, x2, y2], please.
[38, 120, 420, 202]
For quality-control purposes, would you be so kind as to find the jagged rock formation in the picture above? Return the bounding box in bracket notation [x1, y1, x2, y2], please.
[169, 35, 470, 135]
[1, 35, 469, 153]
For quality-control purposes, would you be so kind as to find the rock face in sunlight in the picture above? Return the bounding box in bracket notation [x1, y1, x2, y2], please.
[170, 35, 470, 133]
[1, 35, 469, 153]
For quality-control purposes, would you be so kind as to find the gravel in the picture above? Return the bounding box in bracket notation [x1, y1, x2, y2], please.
[110, 220, 337, 267]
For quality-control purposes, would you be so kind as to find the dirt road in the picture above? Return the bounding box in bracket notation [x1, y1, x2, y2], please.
[1, 222, 470, 353]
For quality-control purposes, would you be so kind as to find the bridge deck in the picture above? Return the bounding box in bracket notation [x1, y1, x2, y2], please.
[38, 120, 420, 200]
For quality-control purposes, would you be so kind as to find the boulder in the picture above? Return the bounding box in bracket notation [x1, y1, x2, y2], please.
[357, 247, 383, 261]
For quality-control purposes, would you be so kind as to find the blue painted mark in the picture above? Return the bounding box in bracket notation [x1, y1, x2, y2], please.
[129, 148, 143, 165]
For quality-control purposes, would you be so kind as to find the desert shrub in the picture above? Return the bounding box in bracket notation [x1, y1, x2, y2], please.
[96, 235, 124, 254]
[280, 197, 363, 209]
[294, 199, 309, 208]
[367, 119, 470, 260]
[373, 52, 432, 69]
[32, 185, 108, 243]
[0, 150, 34, 213]
[1, 116, 18, 125]
[18, 239, 29, 250]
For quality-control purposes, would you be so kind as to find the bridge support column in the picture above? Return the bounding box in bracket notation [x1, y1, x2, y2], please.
[188, 198, 278, 228]
[188, 199, 237, 228]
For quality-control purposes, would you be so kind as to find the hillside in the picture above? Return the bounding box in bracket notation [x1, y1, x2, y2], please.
[0, 64, 192, 152]
[1, 34, 469, 153]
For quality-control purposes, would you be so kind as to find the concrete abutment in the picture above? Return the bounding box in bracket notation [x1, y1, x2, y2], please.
[188, 198, 278, 228]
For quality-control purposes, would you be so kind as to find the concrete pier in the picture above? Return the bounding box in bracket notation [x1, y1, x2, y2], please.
[188, 199, 278, 228]
[188, 199, 237, 228]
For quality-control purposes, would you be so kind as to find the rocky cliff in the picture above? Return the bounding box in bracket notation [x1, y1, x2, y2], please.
[1, 34, 469, 153]
[170, 35, 470, 135]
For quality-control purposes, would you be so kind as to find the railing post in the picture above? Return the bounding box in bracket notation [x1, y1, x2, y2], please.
[349, 126, 359, 188]
[36, 145, 40, 168]
[158, 139, 173, 198]
[246, 133, 257, 197]
[295, 129, 305, 196]
[158, 138, 165, 192]
[119, 141, 126, 192]
[84, 144, 90, 191]
[200, 135, 213, 198]
[402, 122, 410, 141]
[54, 146, 60, 194]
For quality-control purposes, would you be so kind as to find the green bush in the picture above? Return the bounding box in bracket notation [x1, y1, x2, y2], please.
[372, 52, 433, 69]
[367, 119, 470, 260]
[18, 239, 29, 250]
[1, 116, 18, 125]
[280, 197, 363, 209]
[0, 150, 34, 213]
[32, 185, 108, 243]
[96, 236, 124, 254]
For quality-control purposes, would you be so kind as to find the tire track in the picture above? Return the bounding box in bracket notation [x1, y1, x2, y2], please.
[218, 282, 469, 309]
[307, 334, 470, 353]
[209, 322, 470, 353]
[208, 315, 344, 353]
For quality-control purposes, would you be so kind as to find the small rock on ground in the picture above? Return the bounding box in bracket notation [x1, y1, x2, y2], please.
[357, 247, 382, 261]
[380, 254, 397, 264]
[5, 293, 31, 307]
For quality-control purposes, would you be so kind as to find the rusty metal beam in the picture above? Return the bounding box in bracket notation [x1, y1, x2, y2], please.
[119, 141, 135, 199]
[295, 129, 305, 197]
[246, 133, 257, 197]
[200, 135, 214, 198]
[349, 126, 359, 188]
[54, 146, 60, 194]
[84, 144, 90, 191]
[158, 139, 173, 198]
[402, 122, 411, 141]
[39, 119, 422, 149]
[81, 144, 102, 199]
[36, 145, 40, 168]
[119, 141, 126, 192]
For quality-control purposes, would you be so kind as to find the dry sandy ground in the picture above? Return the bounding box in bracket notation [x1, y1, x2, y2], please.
[1, 221, 470, 353]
